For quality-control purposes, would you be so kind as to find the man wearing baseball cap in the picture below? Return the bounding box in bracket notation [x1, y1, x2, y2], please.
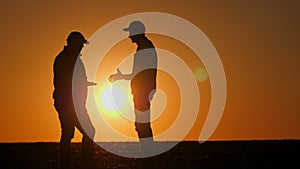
[53, 31, 96, 169]
[109, 21, 157, 160]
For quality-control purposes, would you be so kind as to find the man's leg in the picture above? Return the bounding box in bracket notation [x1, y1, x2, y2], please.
[55, 103, 75, 169]
[59, 127, 74, 169]
[135, 121, 154, 157]
[74, 106, 96, 165]
[133, 93, 154, 157]
[134, 108, 155, 168]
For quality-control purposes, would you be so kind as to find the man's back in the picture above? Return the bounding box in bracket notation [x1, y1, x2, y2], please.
[53, 46, 89, 104]
[131, 38, 157, 94]
[53, 46, 75, 102]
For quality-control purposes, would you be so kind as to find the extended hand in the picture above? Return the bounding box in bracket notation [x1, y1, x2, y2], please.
[87, 81, 97, 86]
[108, 68, 123, 82]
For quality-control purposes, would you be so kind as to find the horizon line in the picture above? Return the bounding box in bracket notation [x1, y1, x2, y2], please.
[0, 139, 299, 144]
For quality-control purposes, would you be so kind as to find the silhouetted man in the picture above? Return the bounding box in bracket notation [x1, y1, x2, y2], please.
[53, 31, 96, 169]
[109, 21, 157, 158]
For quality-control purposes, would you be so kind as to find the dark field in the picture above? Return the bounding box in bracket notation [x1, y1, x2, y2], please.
[0, 140, 299, 169]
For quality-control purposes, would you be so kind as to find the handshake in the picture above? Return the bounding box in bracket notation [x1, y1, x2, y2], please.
[85, 68, 124, 87]
[83, 68, 124, 88]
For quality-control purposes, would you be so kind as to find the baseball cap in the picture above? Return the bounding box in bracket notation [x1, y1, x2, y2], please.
[67, 31, 89, 44]
[122, 21, 146, 36]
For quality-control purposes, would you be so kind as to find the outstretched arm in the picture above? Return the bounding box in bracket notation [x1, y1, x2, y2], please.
[87, 81, 97, 86]
[108, 68, 134, 82]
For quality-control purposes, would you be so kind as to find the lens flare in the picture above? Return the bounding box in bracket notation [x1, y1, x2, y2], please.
[194, 67, 208, 82]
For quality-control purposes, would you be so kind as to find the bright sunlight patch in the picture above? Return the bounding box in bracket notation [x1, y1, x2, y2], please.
[96, 83, 129, 117]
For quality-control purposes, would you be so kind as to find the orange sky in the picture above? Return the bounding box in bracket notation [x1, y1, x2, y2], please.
[0, 0, 299, 142]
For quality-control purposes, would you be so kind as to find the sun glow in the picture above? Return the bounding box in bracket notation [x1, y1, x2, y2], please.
[96, 82, 132, 117]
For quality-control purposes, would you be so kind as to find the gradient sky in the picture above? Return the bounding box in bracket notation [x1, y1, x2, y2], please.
[0, 0, 299, 142]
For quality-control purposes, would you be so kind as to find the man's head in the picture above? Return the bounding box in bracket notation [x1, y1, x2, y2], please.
[66, 31, 89, 56]
[67, 31, 89, 48]
[123, 21, 146, 43]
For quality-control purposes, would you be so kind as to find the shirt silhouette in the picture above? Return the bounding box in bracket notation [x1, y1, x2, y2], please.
[109, 21, 157, 160]
[53, 31, 96, 169]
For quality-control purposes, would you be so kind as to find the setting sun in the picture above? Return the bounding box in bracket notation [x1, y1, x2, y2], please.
[97, 83, 125, 115]
[96, 82, 133, 118]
